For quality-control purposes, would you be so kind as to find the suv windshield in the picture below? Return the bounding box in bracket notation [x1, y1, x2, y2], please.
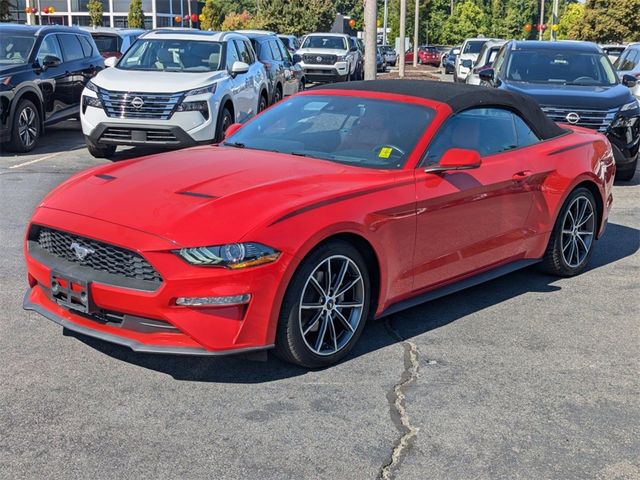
[118, 39, 223, 72]
[225, 95, 435, 169]
[302, 36, 347, 50]
[506, 50, 617, 86]
[463, 40, 485, 54]
[0, 34, 35, 65]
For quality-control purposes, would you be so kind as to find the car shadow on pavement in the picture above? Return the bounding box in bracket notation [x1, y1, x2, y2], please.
[66, 222, 639, 383]
[0, 120, 86, 158]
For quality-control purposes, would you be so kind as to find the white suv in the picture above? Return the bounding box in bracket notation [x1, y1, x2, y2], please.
[295, 33, 358, 83]
[80, 29, 269, 158]
[454, 37, 500, 83]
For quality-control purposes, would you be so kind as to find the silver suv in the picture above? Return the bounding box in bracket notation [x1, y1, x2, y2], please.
[615, 43, 640, 100]
[295, 33, 359, 83]
[80, 29, 269, 158]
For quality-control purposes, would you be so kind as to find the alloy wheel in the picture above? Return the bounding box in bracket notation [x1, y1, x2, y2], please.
[561, 195, 595, 268]
[298, 255, 365, 356]
[18, 106, 37, 148]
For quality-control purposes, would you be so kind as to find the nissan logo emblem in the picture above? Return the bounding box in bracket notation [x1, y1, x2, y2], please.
[131, 96, 144, 109]
[565, 112, 580, 124]
[316, 56, 323, 62]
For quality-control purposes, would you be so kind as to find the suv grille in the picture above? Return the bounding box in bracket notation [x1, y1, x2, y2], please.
[98, 90, 183, 120]
[100, 127, 180, 145]
[32, 226, 163, 286]
[303, 54, 337, 65]
[540, 106, 617, 132]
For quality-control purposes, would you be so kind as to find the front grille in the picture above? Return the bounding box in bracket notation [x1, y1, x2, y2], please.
[32, 226, 163, 286]
[98, 89, 183, 120]
[540, 106, 617, 132]
[100, 127, 180, 145]
[303, 54, 337, 65]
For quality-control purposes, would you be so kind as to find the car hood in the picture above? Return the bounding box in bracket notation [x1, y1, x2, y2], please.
[0, 63, 30, 76]
[92, 67, 228, 93]
[502, 81, 633, 109]
[40, 146, 394, 247]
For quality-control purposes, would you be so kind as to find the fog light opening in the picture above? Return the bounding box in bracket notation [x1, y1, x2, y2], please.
[175, 294, 251, 307]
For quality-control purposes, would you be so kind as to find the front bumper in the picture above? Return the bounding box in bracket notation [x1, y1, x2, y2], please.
[86, 122, 203, 148]
[606, 113, 640, 171]
[23, 208, 292, 355]
[300, 62, 349, 83]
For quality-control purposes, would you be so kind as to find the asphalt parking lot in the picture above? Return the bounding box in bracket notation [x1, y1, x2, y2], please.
[1, 117, 639, 480]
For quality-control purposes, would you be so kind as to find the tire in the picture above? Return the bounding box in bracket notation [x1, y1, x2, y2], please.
[273, 85, 282, 104]
[215, 107, 233, 142]
[258, 93, 268, 113]
[615, 158, 637, 181]
[274, 240, 371, 368]
[86, 141, 116, 159]
[7, 99, 40, 152]
[298, 78, 306, 92]
[453, 71, 458, 83]
[540, 187, 598, 277]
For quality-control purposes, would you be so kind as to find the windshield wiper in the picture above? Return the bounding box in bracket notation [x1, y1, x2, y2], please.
[223, 141, 245, 148]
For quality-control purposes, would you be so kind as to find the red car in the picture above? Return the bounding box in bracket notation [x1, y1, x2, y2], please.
[23, 81, 615, 368]
[405, 46, 441, 66]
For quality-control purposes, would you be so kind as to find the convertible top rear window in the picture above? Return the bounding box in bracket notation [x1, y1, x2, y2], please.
[225, 95, 435, 170]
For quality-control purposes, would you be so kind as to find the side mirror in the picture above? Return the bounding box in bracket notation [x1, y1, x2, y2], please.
[230, 61, 250, 75]
[452, 49, 460, 55]
[479, 68, 495, 82]
[622, 74, 638, 88]
[424, 148, 481, 174]
[461, 59, 472, 68]
[350, 46, 358, 52]
[224, 122, 243, 139]
[42, 55, 61, 69]
[292, 54, 301, 64]
[104, 56, 118, 68]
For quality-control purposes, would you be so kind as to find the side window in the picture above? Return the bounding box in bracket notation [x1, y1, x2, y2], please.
[513, 115, 540, 148]
[614, 49, 629, 70]
[276, 39, 292, 62]
[423, 108, 518, 165]
[225, 40, 240, 70]
[269, 40, 283, 61]
[57, 34, 84, 62]
[244, 40, 255, 64]
[36, 35, 62, 64]
[78, 35, 94, 58]
[233, 40, 251, 64]
[492, 46, 507, 75]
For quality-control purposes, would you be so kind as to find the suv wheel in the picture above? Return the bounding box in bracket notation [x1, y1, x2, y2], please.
[85, 138, 116, 159]
[215, 107, 233, 142]
[616, 158, 637, 181]
[7, 99, 40, 152]
[273, 85, 282, 104]
[258, 93, 268, 113]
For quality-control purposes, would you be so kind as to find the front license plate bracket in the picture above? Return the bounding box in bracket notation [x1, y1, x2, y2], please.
[50, 272, 95, 314]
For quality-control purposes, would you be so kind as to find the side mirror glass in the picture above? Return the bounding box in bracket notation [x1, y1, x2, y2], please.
[224, 122, 243, 139]
[479, 68, 495, 82]
[230, 61, 249, 75]
[42, 55, 61, 69]
[424, 148, 482, 174]
[622, 74, 638, 88]
[104, 56, 118, 68]
[461, 59, 472, 68]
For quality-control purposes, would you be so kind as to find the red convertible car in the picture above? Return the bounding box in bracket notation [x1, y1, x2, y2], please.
[23, 81, 615, 368]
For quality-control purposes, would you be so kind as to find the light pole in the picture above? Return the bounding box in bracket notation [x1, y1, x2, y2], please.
[412, 0, 419, 67]
[538, 0, 545, 41]
[364, 0, 378, 80]
[551, 0, 559, 41]
[383, 0, 388, 46]
[399, 0, 406, 77]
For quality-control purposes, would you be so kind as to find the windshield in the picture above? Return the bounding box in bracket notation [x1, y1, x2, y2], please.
[505, 50, 618, 86]
[0, 34, 35, 65]
[92, 34, 120, 54]
[301, 36, 347, 50]
[463, 40, 485, 54]
[225, 95, 435, 170]
[118, 39, 224, 72]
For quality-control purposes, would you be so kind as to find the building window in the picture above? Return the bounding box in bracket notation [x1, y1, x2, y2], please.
[70, 0, 110, 13]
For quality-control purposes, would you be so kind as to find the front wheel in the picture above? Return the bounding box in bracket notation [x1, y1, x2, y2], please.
[215, 107, 233, 142]
[86, 140, 116, 159]
[274, 241, 371, 368]
[615, 158, 637, 181]
[7, 99, 40, 152]
[541, 187, 598, 277]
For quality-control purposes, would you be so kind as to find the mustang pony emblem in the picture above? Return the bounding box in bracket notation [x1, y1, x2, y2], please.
[70, 242, 95, 261]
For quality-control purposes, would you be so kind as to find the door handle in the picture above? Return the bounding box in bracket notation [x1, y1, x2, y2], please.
[512, 170, 532, 181]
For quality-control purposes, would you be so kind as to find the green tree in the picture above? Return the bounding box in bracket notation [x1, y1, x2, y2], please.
[254, 0, 336, 36]
[201, 0, 233, 31]
[128, 0, 145, 28]
[555, 2, 584, 40]
[221, 10, 252, 30]
[87, 0, 103, 28]
[576, 0, 640, 43]
[442, 0, 489, 44]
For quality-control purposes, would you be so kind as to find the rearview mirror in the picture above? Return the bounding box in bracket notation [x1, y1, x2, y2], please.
[622, 74, 638, 88]
[424, 148, 481, 174]
[230, 61, 249, 75]
[42, 55, 61, 69]
[224, 122, 243, 139]
[104, 56, 118, 68]
[479, 68, 494, 82]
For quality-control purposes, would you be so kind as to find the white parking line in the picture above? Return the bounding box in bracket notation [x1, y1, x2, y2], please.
[8, 151, 63, 169]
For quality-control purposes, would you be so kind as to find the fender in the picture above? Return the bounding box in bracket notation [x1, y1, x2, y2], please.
[8, 83, 45, 129]
[216, 93, 234, 124]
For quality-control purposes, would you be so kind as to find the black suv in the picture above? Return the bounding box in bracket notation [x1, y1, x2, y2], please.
[0, 24, 104, 152]
[480, 41, 639, 180]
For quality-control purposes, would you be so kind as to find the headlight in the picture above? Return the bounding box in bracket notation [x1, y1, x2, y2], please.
[184, 83, 217, 96]
[176, 100, 209, 119]
[175, 242, 280, 269]
[83, 95, 102, 109]
[620, 99, 640, 112]
[85, 80, 99, 93]
[336, 55, 347, 62]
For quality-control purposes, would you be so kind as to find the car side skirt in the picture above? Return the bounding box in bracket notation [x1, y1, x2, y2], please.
[377, 259, 541, 319]
[23, 290, 274, 356]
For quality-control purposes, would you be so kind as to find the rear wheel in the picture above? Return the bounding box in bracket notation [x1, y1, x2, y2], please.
[258, 93, 268, 113]
[274, 240, 371, 368]
[541, 187, 597, 277]
[615, 158, 637, 181]
[273, 85, 282, 104]
[7, 99, 40, 152]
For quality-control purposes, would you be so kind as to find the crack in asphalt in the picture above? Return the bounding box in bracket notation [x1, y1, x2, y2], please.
[378, 317, 420, 480]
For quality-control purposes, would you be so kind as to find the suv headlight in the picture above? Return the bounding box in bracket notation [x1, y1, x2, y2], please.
[184, 83, 217, 97]
[175, 242, 280, 269]
[336, 54, 348, 62]
[620, 99, 640, 112]
[85, 80, 99, 93]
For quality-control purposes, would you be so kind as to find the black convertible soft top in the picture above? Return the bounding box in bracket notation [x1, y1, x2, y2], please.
[314, 80, 565, 140]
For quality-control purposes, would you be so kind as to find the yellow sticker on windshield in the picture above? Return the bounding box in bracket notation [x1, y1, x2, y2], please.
[379, 147, 392, 159]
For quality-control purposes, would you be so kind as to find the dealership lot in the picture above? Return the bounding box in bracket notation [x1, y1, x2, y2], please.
[1, 120, 639, 479]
